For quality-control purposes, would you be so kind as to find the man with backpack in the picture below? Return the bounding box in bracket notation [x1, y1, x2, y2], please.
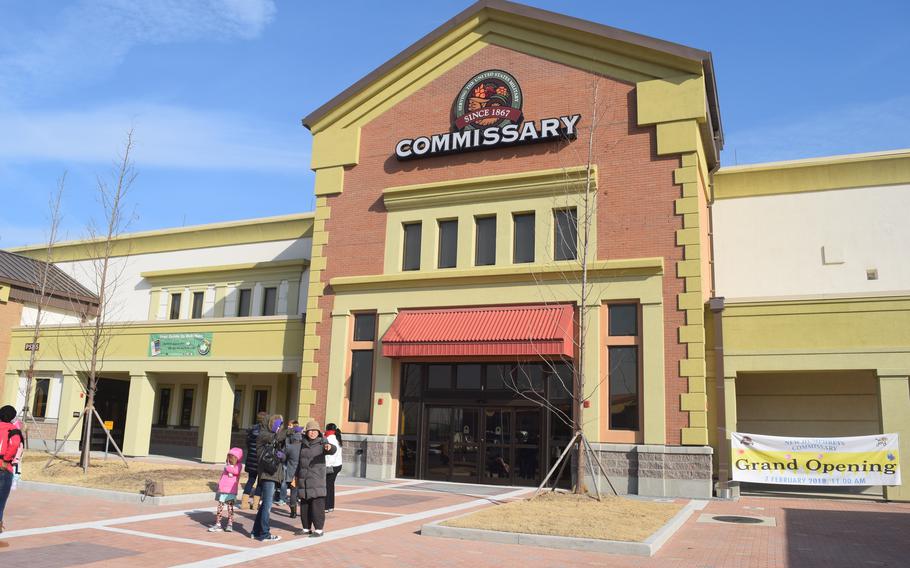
[250, 414, 287, 542]
[0, 405, 23, 533]
[241, 411, 267, 510]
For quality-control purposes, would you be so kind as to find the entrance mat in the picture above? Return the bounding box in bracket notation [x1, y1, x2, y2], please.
[400, 482, 520, 496]
[348, 493, 439, 507]
[0, 542, 140, 567]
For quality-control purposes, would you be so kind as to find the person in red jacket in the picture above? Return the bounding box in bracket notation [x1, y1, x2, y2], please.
[0, 405, 23, 533]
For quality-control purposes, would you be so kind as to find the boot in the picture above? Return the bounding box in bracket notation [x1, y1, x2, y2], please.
[289, 505, 297, 519]
[240, 494, 249, 510]
[251, 495, 261, 511]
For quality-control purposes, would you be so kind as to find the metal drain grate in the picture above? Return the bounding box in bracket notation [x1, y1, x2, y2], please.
[712, 515, 765, 524]
[697, 513, 777, 526]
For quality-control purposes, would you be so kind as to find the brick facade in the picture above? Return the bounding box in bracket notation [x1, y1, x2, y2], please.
[311, 44, 689, 443]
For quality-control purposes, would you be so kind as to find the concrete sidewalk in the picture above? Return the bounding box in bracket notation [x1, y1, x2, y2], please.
[1, 481, 908, 567]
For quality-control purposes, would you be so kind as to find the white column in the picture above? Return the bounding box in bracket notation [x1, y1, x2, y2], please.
[277, 280, 289, 315]
[223, 285, 238, 317]
[179, 287, 191, 319]
[46, 374, 63, 419]
[156, 288, 169, 320]
[252, 283, 264, 317]
[203, 285, 216, 317]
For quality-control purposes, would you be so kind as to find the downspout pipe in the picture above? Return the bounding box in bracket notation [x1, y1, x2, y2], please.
[709, 296, 737, 498]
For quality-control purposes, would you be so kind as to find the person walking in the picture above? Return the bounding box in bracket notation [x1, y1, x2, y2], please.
[323, 423, 343, 513]
[208, 447, 243, 533]
[250, 414, 287, 542]
[282, 421, 303, 518]
[242, 411, 267, 510]
[0, 405, 23, 534]
[294, 420, 336, 538]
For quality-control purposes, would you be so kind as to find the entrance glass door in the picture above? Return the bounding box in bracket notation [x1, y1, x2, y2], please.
[425, 406, 479, 482]
[483, 408, 513, 484]
[514, 409, 542, 485]
[451, 408, 479, 481]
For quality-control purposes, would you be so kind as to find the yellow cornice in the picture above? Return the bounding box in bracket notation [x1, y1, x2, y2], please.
[329, 257, 663, 292]
[382, 165, 595, 210]
[11, 213, 315, 263]
[140, 259, 309, 280]
[714, 149, 910, 199]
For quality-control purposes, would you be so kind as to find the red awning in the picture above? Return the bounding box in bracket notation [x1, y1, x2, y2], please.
[381, 304, 575, 358]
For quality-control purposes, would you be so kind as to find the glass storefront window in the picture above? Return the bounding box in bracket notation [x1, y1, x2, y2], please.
[608, 345, 639, 431]
[456, 364, 482, 389]
[427, 364, 452, 390]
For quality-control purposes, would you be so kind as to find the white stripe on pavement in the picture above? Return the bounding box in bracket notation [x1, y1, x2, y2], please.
[96, 526, 251, 551]
[333, 479, 424, 496]
[172, 487, 534, 568]
[330, 507, 405, 516]
[0, 507, 217, 539]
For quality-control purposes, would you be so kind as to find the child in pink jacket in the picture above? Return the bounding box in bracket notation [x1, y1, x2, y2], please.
[209, 447, 244, 532]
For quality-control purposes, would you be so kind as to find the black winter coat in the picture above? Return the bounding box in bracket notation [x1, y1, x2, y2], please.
[256, 428, 288, 484]
[296, 436, 337, 500]
[245, 423, 262, 474]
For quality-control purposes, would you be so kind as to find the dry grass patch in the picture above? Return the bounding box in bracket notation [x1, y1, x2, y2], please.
[442, 492, 683, 542]
[21, 453, 220, 495]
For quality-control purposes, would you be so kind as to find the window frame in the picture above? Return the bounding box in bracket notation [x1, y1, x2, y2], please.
[474, 215, 497, 266]
[237, 288, 252, 317]
[191, 291, 204, 319]
[600, 302, 643, 443]
[437, 218, 458, 269]
[553, 207, 578, 261]
[512, 211, 535, 264]
[169, 292, 182, 320]
[346, 311, 377, 429]
[261, 286, 277, 316]
[156, 385, 174, 426]
[402, 221, 422, 271]
[32, 378, 50, 418]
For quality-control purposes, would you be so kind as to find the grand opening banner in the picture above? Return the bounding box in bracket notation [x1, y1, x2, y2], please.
[732, 432, 901, 486]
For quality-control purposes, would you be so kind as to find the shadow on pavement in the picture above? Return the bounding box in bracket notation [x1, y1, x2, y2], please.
[785, 507, 910, 568]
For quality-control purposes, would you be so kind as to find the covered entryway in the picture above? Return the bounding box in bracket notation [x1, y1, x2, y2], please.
[423, 405, 544, 485]
[85, 377, 130, 451]
[735, 370, 883, 497]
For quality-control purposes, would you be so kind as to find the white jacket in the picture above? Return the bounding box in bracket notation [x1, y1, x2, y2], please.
[325, 433, 343, 468]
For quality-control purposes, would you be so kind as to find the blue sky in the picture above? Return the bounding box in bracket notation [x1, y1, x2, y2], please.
[1, 0, 908, 248]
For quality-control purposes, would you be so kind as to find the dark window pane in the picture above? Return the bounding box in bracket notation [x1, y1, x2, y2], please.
[262, 287, 277, 316]
[232, 389, 242, 430]
[400, 401, 419, 436]
[486, 364, 512, 390]
[397, 438, 418, 478]
[484, 408, 511, 444]
[515, 363, 545, 393]
[475, 216, 496, 266]
[403, 222, 422, 271]
[609, 304, 638, 336]
[438, 220, 458, 268]
[456, 364, 482, 390]
[427, 364, 452, 390]
[169, 293, 181, 320]
[191, 291, 204, 319]
[33, 378, 50, 418]
[554, 208, 578, 261]
[237, 289, 251, 317]
[547, 362, 573, 401]
[349, 350, 374, 422]
[180, 388, 194, 427]
[402, 364, 422, 399]
[353, 313, 376, 341]
[513, 213, 535, 263]
[515, 410, 541, 446]
[157, 388, 171, 426]
[609, 346, 639, 431]
[253, 389, 268, 414]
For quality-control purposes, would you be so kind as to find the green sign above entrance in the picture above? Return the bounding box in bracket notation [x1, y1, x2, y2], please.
[149, 332, 213, 357]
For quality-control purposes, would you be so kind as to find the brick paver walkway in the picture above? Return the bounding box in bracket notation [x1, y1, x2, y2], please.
[1, 482, 907, 567]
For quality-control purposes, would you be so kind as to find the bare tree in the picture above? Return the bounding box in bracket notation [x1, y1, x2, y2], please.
[19, 176, 66, 448]
[45, 130, 137, 472]
[505, 76, 621, 498]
